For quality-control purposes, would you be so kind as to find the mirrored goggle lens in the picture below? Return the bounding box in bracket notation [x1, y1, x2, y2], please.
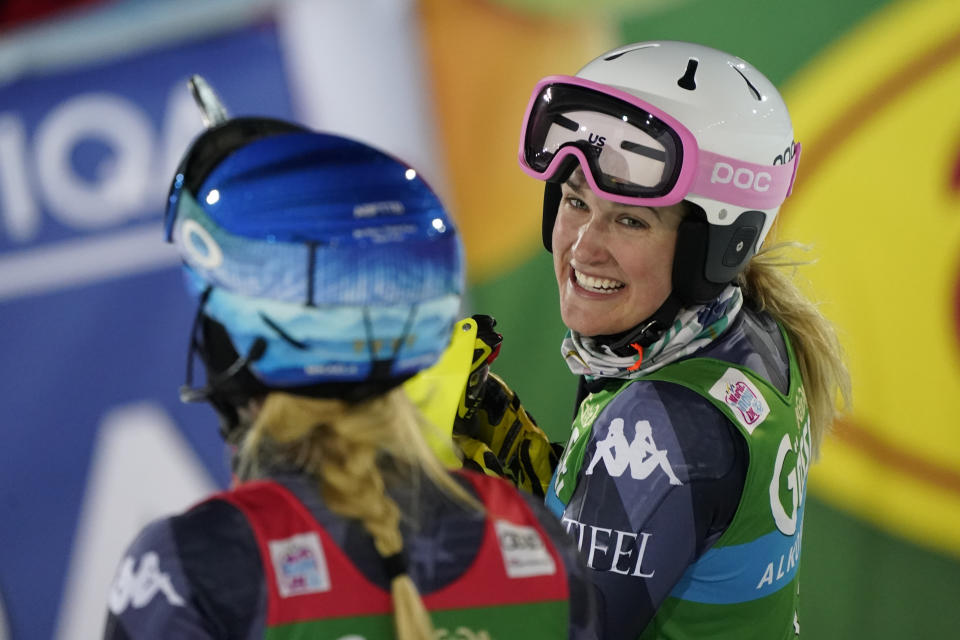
[523, 84, 683, 197]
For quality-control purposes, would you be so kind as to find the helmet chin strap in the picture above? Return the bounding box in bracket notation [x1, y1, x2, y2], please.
[591, 291, 684, 356]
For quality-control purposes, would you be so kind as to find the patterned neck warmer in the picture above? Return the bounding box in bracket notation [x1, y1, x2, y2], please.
[561, 285, 743, 380]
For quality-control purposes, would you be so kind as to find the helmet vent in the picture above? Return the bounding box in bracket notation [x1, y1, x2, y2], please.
[677, 58, 698, 90]
[603, 43, 657, 61]
[731, 66, 762, 100]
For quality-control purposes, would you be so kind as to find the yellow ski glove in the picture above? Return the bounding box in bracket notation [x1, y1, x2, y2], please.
[452, 316, 559, 497]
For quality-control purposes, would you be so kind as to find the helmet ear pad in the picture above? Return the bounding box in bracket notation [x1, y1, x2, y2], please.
[198, 315, 269, 403]
[193, 315, 268, 440]
[541, 156, 582, 252]
[673, 203, 765, 304]
[542, 181, 562, 252]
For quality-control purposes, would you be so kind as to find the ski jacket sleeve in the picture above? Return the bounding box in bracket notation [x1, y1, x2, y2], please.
[103, 499, 263, 640]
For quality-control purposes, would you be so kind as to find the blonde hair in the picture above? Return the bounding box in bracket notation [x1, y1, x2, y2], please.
[237, 387, 480, 640]
[737, 243, 852, 455]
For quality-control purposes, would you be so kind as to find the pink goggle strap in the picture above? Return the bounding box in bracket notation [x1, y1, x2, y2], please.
[690, 148, 800, 211]
[786, 143, 802, 198]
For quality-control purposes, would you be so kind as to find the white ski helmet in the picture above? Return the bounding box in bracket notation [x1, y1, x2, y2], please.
[519, 40, 800, 307]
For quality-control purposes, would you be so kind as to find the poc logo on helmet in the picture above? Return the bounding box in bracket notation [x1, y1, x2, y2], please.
[772, 141, 798, 165]
[710, 162, 772, 193]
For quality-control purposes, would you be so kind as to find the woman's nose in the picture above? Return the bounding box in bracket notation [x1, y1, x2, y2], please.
[571, 216, 608, 263]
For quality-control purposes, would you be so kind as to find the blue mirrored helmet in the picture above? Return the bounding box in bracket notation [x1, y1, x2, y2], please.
[165, 118, 464, 410]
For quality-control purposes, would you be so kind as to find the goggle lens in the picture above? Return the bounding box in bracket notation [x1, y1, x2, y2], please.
[522, 83, 683, 199]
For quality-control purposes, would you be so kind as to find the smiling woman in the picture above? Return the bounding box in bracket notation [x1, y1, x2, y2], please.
[530, 41, 850, 639]
[457, 39, 851, 639]
[552, 168, 684, 337]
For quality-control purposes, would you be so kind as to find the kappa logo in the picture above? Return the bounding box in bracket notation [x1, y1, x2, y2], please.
[107, 551, 186, 615]
[268, 532, 331, 597]
[708, 368, 770, 433]
[585, 418, 682, 485]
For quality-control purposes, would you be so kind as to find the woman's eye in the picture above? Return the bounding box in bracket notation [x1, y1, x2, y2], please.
[564, 196, 588, 210]
[619, 216, 649, 229]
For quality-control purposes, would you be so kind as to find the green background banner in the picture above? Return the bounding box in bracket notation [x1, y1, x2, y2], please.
[462, 0, 960, 636]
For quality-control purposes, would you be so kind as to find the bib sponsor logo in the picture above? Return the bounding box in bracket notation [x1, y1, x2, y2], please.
[709, 368, 770, 433]
[710, 162, 772, 192]
[756, 528, 803, 591]
[584, 417, 682, 486]
[268, 532, 331, 597]
[107, 551, 185, 614]
[770, 416, 812, 536]
[494, 520, 556, 578]
[562, 517, 656, 578]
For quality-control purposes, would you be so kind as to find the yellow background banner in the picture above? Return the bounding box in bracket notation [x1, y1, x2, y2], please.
[780, 0, 960, 557]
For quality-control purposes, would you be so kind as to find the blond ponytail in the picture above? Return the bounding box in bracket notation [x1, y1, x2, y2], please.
[737, 243, 852, 455]
[237, 387, 480, 639]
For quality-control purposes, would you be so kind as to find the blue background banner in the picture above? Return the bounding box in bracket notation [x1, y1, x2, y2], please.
[0, 19, 295, 640]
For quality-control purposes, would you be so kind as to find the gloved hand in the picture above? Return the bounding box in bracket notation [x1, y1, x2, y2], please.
[457, 314, 502, 423]
[458, 372, 559, 497]
[452, 316, 559, 497]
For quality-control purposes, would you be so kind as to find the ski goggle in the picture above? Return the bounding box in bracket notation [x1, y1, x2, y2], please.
[518, 75, 800, 211]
